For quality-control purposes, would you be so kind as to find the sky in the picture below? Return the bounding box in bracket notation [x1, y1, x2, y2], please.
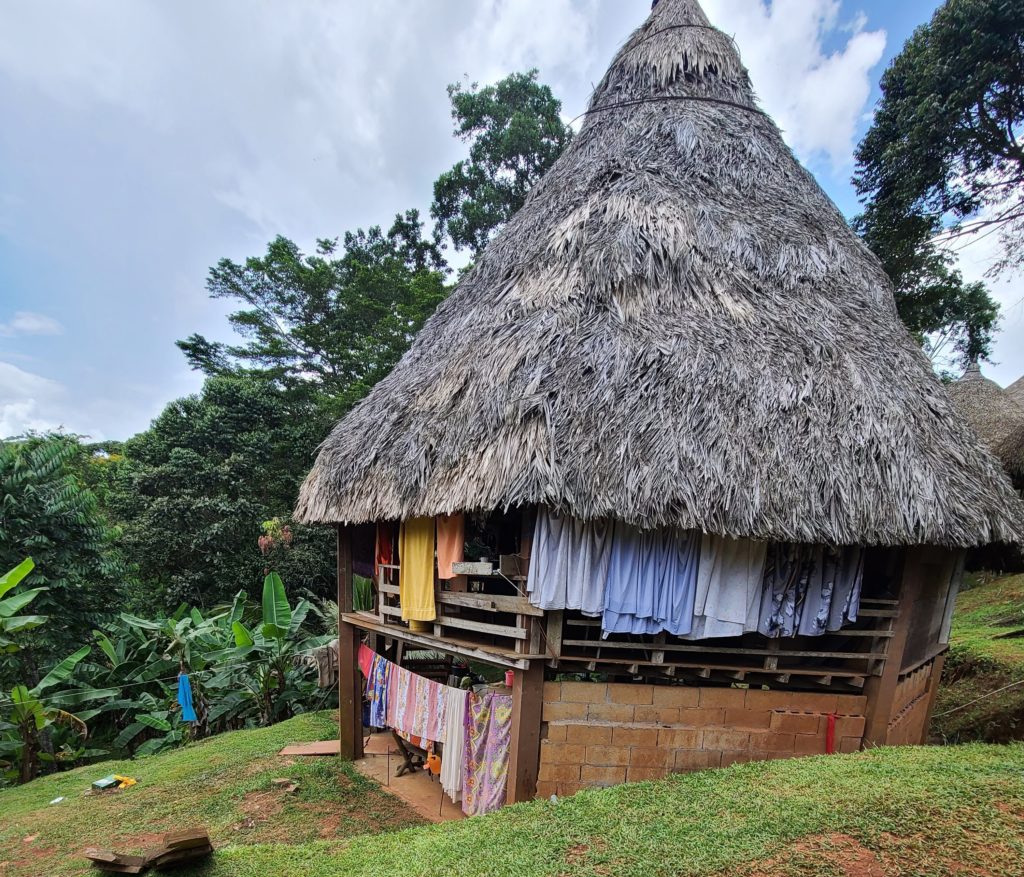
[1, 0, 1021, 441]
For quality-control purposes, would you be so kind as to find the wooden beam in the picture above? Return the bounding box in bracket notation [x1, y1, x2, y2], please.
[337, 525, 363, 761]
[506, 655, 544, 805]
[919, 653, 947, 745]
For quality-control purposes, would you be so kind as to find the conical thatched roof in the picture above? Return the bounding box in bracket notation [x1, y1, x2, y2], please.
[946, 362, 1024, 453]
[1007, 375, 1024, 410]
[297, 0, 1024, 547]
[997, 422, 1024, 484]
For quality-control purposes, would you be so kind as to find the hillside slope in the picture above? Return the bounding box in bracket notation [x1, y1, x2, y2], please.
[2, 713, 1023, 876]
[933, 573, 1024, 743]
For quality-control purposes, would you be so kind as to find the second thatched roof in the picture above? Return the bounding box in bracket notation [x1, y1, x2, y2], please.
[946, 362, 1024, 473]
[296, 0, 1023, 547]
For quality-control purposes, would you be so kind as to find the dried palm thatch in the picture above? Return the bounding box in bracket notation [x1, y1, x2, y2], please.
[297, 0, 1024, 547]
[946, 362, 1024, 464]
[997, 425, 1024, 485]
[1007, 375, 1024, 411]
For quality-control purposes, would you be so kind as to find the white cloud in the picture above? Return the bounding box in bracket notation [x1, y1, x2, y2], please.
[703, 0, 886, 169]
[0, 311, 64, 337]
[0, 361, 66, 437]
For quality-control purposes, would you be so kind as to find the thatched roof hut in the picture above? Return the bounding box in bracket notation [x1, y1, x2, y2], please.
[946, 361, 1024, 470]
[297, 0, 1023, 547]
[1007, 375, 1024, 410]
[997, 423, 1024, 485]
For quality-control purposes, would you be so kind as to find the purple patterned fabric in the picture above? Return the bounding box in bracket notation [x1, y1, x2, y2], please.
[366, 654, 390, 728]
[462, 690, 513, 816]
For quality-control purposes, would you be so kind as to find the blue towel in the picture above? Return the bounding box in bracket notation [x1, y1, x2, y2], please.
[177, 673, 197, 722]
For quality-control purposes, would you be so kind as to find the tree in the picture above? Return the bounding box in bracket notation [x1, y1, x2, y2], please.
[853, 0, 1023, 365]
[0, 436, 122, 679]
[177, 211, 449, 416]
[108, 375, 335, 609]
[432, 70, 574, 255]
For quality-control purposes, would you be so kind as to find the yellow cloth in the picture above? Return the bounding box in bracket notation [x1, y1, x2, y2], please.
[399, 517, 436, 622]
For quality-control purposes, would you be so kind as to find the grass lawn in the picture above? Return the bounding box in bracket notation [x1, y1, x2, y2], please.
[933, 573, 1024, 744]
[2, 713, 1024, 876]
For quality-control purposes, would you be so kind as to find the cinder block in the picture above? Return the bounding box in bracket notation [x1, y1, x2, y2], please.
[545, 723, 567, 742]
[698, 688, 747, 709]
[833, 715, 866, 738]
[542, 701, 588, 722]
[652, 686, 700, 709]
[834, 694, 868, 714]
[607, 683, 654, 705]
[536, 780, 557, 799]
[588, 703, 635, 723]
[562, 681, 607, 703]
[629, 747, 672, 769]
[580, 765, 627, 786]
[701, 729, 751, 751]
[540, 741, 587, 764]
[633, 706, 681, 724]
[784, 692, 839, 713]
[770, 712, 821, 735]
[839, 736, 861, 753]
[565, 723, 613, 746]
[626, 766, 669, 782]
[555, 782, 582, 798]
[720, 751, 754, 767]
[539, 762, 581, 782]
[612, 726, 659, 747]
[748, 732, 796, 753]
[726, 708, 772, 729]
[678, 707, 726, 727]
[794, 734, 828, 755]
[744, 689, 796, 711]
[673, 749, 722, 772]
[543, 681, 561, 702]
[586, 745, 631, 767]
[657, 727, 702, 749]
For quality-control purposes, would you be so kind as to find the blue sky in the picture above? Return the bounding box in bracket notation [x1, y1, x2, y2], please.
[1, 0, 1021, 441]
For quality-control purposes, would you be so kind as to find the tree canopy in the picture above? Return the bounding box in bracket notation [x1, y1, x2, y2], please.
[853, 0, 1022, 365]
[431, 70, 574, 256]
[178, 210, 449, 416]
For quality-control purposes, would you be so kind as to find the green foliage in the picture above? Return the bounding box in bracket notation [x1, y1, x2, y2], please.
[0, 436, 123, 673]
[177, 213, 449, 415]
[0, 559, 45, 655]
[853, 0, 1023, 365]
[432, 70, 574, 255]
[107, 375, 334, 608]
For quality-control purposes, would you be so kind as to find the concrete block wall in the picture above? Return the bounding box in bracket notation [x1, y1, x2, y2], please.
[886, 658, 940, 746]
[537, 681, 866, 799]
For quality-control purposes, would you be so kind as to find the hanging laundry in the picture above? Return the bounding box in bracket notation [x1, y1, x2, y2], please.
[686, 535, 768, 640]
[602, 524, 700, 637]
[827, 547, 864, 631]
[462, 690, 513, 817]
[375, 522, 394, 582]
[408, 673, 447, 743]
[354, 575, 374, 612]
[367, 653, 390, 728]
[527, 511, 610, 617]
[385, 662, 411, 731]
[358, 643, 374, 678]
[436, 513, 466, 580]
[441, 686, 468, 804]
[758, 544, 818, 638]
[399, 517, 436, 622]
[177, 673, 197, 722]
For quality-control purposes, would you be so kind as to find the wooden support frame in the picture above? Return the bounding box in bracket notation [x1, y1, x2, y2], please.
[337, 525, 364, 761]
[861, 546, 960, 748]
[506, 649, 544, 804]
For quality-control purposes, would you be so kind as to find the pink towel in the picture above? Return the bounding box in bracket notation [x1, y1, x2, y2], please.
[436, 513, 465, 580]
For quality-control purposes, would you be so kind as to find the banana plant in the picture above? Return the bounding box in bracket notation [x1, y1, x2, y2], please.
[1, 646, 118, 783]
[0, 558, 47, 655]
[220, 572, 329, 726]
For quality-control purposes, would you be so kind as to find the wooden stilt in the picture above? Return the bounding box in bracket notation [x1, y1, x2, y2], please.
[506, 654, 544, 804]
[337, 524, 364, 761]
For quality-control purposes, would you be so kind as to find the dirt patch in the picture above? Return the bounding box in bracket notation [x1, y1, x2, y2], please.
[740, 834, 886, 877]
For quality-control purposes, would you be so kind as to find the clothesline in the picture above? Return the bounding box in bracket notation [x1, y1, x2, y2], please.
[360, 645, 512, 816]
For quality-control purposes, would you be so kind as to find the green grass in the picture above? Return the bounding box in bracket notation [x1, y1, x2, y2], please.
[2, 712, 1024, 876]
[932, 573, 1024, 744]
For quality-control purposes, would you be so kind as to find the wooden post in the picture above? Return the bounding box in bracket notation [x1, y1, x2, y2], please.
[918, 652, 947, 745]
[337, 524, 364, 760]
[506, 652, 544, 804]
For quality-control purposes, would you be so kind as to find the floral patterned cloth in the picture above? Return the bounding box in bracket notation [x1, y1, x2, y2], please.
[366, 653, 390, 728]
[462, 689, 513, 817]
